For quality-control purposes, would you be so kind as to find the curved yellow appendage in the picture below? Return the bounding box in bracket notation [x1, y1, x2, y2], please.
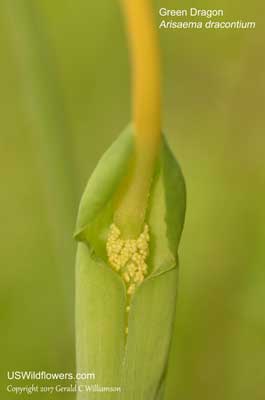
[114, 0, 161, 237]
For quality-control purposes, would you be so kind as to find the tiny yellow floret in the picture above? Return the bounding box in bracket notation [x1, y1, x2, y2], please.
[106, 223, 150, 295]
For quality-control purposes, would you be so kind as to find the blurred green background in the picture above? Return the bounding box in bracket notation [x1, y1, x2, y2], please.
[0, 0, 264, 399]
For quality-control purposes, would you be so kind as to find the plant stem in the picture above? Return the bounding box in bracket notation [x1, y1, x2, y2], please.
[114, 0, 161, 237]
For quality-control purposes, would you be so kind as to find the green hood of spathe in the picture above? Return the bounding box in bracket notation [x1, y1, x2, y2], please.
[74, 125, 186, 277]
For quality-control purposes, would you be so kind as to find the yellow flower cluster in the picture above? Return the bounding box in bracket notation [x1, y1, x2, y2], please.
[106, 223, 150, 297]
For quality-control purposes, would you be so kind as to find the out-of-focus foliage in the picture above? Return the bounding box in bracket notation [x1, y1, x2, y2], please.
[0, 0, 264, 399]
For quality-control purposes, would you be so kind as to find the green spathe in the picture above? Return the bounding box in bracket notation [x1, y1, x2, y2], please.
[75, 126, 186, 399]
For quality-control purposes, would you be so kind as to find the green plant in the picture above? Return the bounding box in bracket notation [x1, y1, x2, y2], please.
[75, 1, 186, 398]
